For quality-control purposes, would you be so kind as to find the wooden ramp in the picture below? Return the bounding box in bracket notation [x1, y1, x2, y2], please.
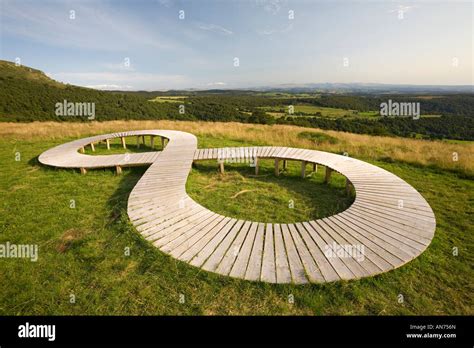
[39, 130, 436, 284]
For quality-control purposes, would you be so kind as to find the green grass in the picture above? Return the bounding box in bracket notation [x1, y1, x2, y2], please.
[357, 110, 380, 117]
[149, 96, 187, 103]
[256, 92, 321, 99]
[0, 134, 472, 315]
[258, 104, 379, 119]
[0, 60, 67, 89]
[260, 104, 437, 120]
[442, 139, 474, 145]
[297, 131, 339, 145]
[187, 160, 353, 223]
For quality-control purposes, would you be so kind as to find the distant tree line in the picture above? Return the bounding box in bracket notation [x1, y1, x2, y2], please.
[293, 95, 474, 116]
[276, 115, 474, 140]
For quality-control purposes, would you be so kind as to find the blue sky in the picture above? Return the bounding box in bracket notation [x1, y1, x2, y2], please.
[1, 0, 472, 90]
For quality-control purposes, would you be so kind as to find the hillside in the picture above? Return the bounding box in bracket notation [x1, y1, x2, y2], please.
[0, 60, 180, 122]
[0, 60, 67, 88]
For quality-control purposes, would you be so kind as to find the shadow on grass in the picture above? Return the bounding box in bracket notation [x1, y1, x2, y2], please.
[191, 160, 355, 221]
[83, 142, 162, 156]
[27, 154, 40, 167]
[105, 166, 147, 224]
[31, 152, 147, 224]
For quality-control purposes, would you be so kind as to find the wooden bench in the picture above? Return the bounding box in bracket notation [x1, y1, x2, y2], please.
[39, 130, 436, 284]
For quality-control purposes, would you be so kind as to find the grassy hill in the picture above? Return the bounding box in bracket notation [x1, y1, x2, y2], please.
[0, 60, 67, 88]
[0, 60, 180, 122]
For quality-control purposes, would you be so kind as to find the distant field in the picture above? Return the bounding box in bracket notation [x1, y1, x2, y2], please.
[413, 96, 444, 100]
[257, 93, 322, 99]
[149, 96, 187, 103]
[442, 139, 474, 145]
[419, 114, 442, 118]
[258, 104, 379, 118]
[259, 104, 440, 119]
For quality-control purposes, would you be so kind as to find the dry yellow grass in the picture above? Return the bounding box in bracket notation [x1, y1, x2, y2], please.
[1, 120, 472, 175]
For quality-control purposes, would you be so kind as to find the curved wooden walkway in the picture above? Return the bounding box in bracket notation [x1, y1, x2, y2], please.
[39, 130, 436, 284]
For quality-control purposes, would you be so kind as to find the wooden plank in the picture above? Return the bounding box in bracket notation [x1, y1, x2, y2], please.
[281, 224, 307, 283]
[150, 211, 220, 247]
[294, 222, 339, 282]
[216, 221, 252, 275]
[168, 215, 227, 258]
[229, 222, 258, 278]
[202, 220, 245, 272]
[273, 224, 292, 283]
[287, 224, 324, 283]
[145, 209, 213, 242]
[334, 213, 420, 260]
[190, 218, 238, 267]
[171, 215, 232, 258]
[322, 217, 388, 273]
[347, 207, 432, 245]
[314, 220, 369, 278]
[303, 221, 354, 280]
[261, 224, 277, 283]
[244, 223, 265, 281]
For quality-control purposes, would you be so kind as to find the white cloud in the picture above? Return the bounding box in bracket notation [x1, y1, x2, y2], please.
[197, 23, 233, 35]
[102, 62, 136, 72]
[48, 71, 192, 90]
[207, 82, 227, 86]
[157, 0, 173, 8]
[258, 23, 293, 36]
[86, 84, 134, 90]
[255, 0, 287, 15]
[388, 5, 417, 14]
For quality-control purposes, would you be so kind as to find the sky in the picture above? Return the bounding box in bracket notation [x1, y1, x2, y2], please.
[0, 0, 472, 90]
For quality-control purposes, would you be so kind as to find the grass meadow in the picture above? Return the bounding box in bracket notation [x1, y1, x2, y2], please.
[0, 121, 472, 315]
[258, 105, 379, 118]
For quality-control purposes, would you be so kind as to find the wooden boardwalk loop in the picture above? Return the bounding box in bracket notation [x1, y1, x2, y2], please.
[39, 130, 436, 284]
